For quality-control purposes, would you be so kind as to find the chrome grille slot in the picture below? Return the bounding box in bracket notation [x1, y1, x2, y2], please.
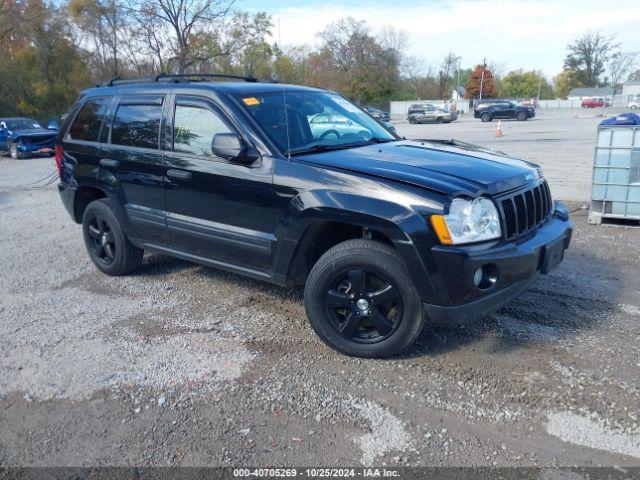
[498, 180, 553, 240]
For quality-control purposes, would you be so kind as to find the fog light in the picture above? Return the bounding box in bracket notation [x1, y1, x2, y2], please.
[473, 267, 484, 287]
[473, 264, 498, 289]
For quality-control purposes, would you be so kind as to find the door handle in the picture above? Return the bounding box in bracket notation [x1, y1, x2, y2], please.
[100, 158, 120, 168]
[167, 169, 192, 181]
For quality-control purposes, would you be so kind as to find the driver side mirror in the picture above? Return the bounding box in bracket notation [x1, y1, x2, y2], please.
[212, 133, 259, 164]
[47, 119, 60, 131]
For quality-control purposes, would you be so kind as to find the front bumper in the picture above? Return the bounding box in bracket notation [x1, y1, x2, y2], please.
[18, 143, 55, 155]
[424, 201, 572, 324]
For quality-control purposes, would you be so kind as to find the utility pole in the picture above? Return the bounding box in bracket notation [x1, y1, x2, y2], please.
[479, 58, 486, 102]
[457, 59, 461, 92]
[537, 77, 542, 105]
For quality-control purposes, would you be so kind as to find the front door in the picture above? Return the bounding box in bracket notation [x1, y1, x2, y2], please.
[163, 95, 276, 278]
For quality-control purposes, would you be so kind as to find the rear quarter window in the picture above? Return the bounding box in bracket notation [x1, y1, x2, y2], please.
[68, 98, 110, 142]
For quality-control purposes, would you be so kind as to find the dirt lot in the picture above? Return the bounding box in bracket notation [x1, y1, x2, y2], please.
[1, 111, 640, 468]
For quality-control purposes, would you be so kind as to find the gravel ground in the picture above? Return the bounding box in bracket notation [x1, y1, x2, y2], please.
[1, 118, 640, 468]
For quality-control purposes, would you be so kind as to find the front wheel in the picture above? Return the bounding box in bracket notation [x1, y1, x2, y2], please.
[435, 117, 444, 124]
[9, 141, 22, 159]
[82, 198, 144, 275]
[516, 111, 528, 121]
[304, 239, 424, 358]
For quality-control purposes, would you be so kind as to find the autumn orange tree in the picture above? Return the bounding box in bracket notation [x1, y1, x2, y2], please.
[464, 64, 496, 99]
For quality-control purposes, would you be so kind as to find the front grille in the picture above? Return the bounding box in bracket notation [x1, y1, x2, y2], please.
[22, 135, 56, 146]
[499, 180, 553, 239]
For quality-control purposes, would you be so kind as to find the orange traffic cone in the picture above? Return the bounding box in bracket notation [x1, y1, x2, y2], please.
[495, 120, 503, 137]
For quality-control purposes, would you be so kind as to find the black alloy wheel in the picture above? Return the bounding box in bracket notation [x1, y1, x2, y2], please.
[324, 267, 403, 343]
[304, 239, 424, 358]
[87, 214, 116, 265]
[82, 198, 144, 275]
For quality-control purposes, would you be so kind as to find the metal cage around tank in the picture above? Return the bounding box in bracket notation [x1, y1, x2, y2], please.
[588, 125, 640, 223]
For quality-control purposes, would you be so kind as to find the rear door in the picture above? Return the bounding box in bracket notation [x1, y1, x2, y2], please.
[99, 94, 168, 245]
[163, 94, 276, 277]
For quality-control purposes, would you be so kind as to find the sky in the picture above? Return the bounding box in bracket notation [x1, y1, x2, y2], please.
[237, 0, 640, 79]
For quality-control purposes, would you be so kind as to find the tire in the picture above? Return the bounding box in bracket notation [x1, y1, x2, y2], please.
[631, 105, 638, 110]
[82, 198, 143, 276]
[516, 111, 527, 121]
[435, 117, 444, 124]
[304, 239, 424, 358]
[9, 141, 22, 159]
[408, 118, 416, 124]
[480, 112, 492, 122]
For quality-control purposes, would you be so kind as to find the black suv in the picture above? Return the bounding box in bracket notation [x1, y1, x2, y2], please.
[474, 100, 535, 122]
[56, 74, 572, 358]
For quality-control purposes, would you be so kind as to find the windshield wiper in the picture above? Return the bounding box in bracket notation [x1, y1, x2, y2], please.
[289, 142, 371, 156]
[290, 138, 397, 156]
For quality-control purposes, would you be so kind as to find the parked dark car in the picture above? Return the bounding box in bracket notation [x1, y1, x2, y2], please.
[362, 106, 391, 122]
[0, 117, 58, 158]
[56, 75, 572, 358]
[474, 100, 535, 122]
[407, 104, 455, 124]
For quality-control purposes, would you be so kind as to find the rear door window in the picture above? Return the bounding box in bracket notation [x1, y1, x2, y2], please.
[68, 98, 110, 142]
[111, 104, 162, 150]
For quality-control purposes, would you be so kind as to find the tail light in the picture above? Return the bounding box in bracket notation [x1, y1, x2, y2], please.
[54, 144, 63, 177]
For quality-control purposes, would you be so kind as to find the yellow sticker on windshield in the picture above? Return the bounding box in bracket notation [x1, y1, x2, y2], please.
[242, 97, 260, 106]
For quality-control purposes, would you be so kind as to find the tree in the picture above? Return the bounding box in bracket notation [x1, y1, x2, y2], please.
[314, 18, 400, 104]
[608, 51, 639, 88]
[437, 51, 460, 100]
[564, 31, 618, 86]
[502, 70, 554, 99]
[464, 64, 496, 99]
[131, 0, 234, 73]
[553, 69, 583, 99]
[69, 0, 127, 77]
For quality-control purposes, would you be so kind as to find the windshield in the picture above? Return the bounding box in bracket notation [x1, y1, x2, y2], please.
[235, 91, 395, 156]
[4, 118, 41, 130]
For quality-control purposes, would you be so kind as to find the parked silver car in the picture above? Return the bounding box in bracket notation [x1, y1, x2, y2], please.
[407, 103, 456, 124]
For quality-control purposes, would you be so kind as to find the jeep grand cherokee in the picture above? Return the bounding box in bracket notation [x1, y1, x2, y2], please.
[56, 74, 572, 358]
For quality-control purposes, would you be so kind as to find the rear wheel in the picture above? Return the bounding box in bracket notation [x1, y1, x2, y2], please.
[516, 111, 528, 121]
[480, 112, 492, 122]
[304, 239, 424, 358]
[82, 198, 143, 275]
[435, 117, 444, 124]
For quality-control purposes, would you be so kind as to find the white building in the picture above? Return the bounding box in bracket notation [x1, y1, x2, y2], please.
[622, 81, 640, 103]
[567, 86, 615, 101]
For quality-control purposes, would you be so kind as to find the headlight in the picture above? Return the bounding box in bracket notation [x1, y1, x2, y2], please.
[431, 197, 501, 245]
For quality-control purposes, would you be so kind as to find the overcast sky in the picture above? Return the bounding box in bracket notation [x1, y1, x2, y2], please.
[238, 0, 640, 79]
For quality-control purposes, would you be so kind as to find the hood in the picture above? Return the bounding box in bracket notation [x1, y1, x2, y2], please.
[11, 128, 57, 138]
[295, 140, 541, 196]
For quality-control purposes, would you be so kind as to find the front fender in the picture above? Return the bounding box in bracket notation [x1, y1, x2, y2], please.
[274, 188, 444, 302]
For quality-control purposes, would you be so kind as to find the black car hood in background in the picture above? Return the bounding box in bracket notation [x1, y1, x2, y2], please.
[296, 140, 541, 196]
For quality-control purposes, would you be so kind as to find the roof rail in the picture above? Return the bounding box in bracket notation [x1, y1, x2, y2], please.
[155, 73, 258, 83]
[99, 73, 259, 87]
